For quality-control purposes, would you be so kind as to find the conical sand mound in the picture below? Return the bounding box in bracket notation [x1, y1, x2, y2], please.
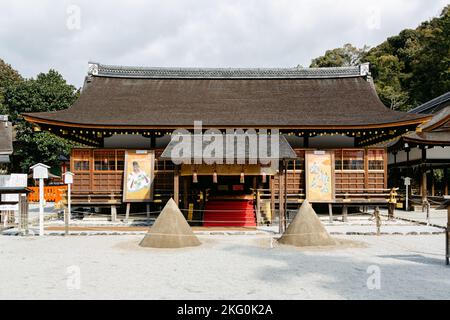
[278, 199, 336, 247]
[139, 198, 201, 248]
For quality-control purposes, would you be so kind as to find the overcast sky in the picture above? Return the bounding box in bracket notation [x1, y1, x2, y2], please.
[0, 0, 448, 87]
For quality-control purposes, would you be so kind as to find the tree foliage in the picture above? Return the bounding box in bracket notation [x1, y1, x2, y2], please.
[310, 5, 450, 111]
[3, 69, 79, 172]
[310, 43, 369, 68]
[0, 59, 23, 115]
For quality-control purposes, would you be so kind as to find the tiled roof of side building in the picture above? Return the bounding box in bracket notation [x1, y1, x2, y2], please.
[408, 91, 450, 114]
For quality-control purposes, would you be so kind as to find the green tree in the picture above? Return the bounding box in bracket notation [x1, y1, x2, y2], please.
[310, 5, 450, 111]
[0, 59, 23, 115]
[310, 43, 369, 68]
[409, 5, 450, 106]
[3, 69, 79, 172]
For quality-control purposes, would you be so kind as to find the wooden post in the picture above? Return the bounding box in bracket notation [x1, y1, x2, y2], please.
[111, 205, 117, 222]
[146, 204, 150, 219]
[342, 205, 348, 222]
[39, 178, 44, 236]
[125, 203, 130, 223]
[256, 188, 261, 226]
[374, 206, 381, 236]
[431, 167, 435, 197]
[422, 168, 428, 213]
[446, 204, 450, 265]
[284, 160, 288, 230]
[174, 166, 179, 205]
[270, 176, 275, 224]
[278, 164, 284, 234]
[183, 177, 188, 211]
[64, 208, 69, 236]
[444, 168, 449, 196]
[18, 195, 29, 235]
[328, 203, 333, 223]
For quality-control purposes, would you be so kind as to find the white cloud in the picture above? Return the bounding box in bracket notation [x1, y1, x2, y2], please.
[0, 0, 448, 87]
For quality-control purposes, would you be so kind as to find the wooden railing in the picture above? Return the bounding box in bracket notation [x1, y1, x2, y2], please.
[27, 185, 68, 203]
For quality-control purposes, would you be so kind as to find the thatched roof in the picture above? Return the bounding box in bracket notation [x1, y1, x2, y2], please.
[23, 63, 426, 130]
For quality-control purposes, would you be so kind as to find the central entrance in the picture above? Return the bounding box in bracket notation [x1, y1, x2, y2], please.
[181, 165, 264, 227]
[200, 175, 256, 227]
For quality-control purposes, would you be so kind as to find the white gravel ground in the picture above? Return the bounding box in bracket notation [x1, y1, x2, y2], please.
[0, 234, 449, 300]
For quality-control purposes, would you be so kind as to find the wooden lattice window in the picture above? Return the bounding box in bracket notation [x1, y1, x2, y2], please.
[287, 150, 305, 172]
[116, 151, 125, 171]
[342, 150, 364, 170]
[73, 150, 90, 171]
[368, 149, 384, 171]
[94, 150, 116, 171]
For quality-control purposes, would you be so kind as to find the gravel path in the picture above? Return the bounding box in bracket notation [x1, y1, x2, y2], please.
[0, 234, 449, 300]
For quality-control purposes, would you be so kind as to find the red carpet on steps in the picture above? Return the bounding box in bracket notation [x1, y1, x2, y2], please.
[203, 200, 257, 227]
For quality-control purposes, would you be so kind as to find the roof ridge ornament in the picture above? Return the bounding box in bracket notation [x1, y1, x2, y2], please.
[359, 62, 370, 77]
[88, 62, 99, 76]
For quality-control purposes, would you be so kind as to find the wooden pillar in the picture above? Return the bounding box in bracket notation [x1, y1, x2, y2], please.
[183, 177, 189, 211]
[342, 205, 348, 222]
[278, 162, 284, 234]
[304, 136, 309, 148]
[284, 160, 288, 230]
[125, 203, 130, 222]
[431, 167, 435, 196]
[446, 204, 450, 265]
[406, 148, 411, 210]
[146, 204, 150, 219]
[445, 167, 449, 196]
[150, 136, 156, 149]
[174, 166, 180, 205]
[111, 205, 117, 222]
[270, 176, 275, 224]
[256, 188, 261, 226]
[421, 149, 427, 205]
[328, 203, 333, 223]
[19, 194, 29, 236]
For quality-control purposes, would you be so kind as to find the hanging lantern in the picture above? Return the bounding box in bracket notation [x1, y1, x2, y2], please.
[240, 170, 245, 184]
[261, 172, 267, 183]
[213, 170, 218, 183]
[193, 170, 198, 183]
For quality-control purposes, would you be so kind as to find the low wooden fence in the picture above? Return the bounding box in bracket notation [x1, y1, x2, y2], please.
[27, 185, 67, 203]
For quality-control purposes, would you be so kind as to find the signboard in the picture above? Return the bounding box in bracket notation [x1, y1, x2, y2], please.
[305, 151, 335, 202]
[0, 174, 27, 211]
[123, 150, 154, 202]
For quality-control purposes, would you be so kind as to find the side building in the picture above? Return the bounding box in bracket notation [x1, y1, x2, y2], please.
[388, 91, 450, 209]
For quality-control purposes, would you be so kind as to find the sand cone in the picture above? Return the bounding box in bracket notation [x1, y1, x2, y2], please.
[278, 199, 335, 247]
[139, 198, 201, 248]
